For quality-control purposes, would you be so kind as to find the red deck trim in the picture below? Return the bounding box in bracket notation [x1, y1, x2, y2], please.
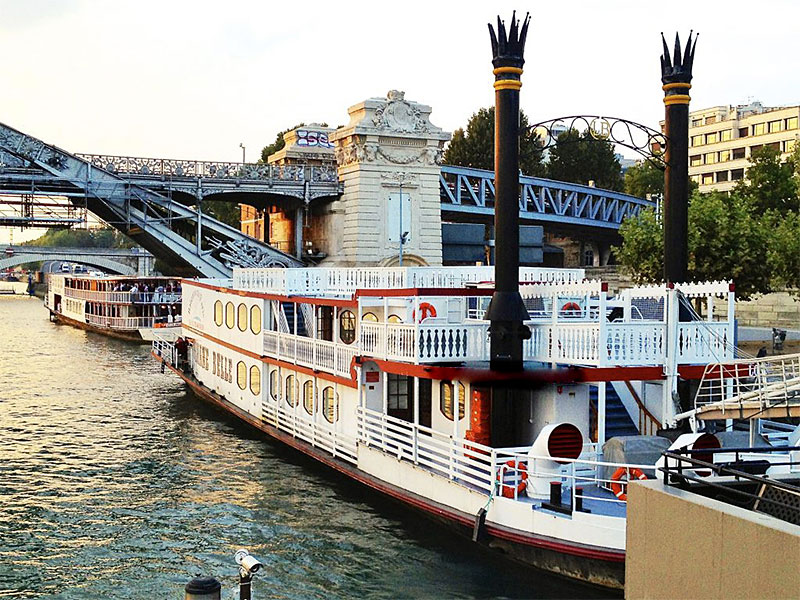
[156, 356, 625, 565]
[355, 287, 495, 298]
[183, 323, 358, 388]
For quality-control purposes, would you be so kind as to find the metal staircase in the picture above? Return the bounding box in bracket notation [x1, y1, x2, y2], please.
[590, 385, 639, 439]
[0, 121, 301, 277]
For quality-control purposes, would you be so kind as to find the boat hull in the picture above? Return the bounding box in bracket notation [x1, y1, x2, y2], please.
[156, 355, 626, 590]
[50, 310, 145, 342]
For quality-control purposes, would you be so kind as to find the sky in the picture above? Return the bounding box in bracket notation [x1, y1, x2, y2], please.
[1, 0, 799, 242]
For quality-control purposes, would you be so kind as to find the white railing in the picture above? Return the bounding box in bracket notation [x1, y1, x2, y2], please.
[360, 321, 490, 363]
[152, 336, 177, 366]
[234, 266, 585, 296]
[263, 330, 356, 378]
[86, 314, 158, 330]
[261, 401, 357, 464]
[64, 287, 181, 304]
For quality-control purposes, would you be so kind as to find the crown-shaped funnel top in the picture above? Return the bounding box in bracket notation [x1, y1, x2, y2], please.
[660, 31, 698, 84]
[488, 11, 530, 68]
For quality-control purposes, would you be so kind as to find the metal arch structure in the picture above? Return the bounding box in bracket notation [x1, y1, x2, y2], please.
[0, 246, 146, 275]
[439, 165, 654, 230]
[0, 121, 305, 277]
[528, 115, 668, 169]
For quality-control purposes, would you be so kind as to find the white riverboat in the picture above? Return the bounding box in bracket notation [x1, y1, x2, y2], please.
[152, 265, 750, 589]
[46, 273, 182, 342]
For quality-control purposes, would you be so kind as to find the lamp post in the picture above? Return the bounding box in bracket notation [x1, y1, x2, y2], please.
[485, 12, 532, 372]
[239, 142, 246, 164]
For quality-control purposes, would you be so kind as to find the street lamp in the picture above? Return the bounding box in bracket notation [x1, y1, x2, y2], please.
[239, 142, 246, 163]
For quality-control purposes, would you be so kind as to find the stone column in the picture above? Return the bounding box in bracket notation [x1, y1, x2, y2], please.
[327, 90, 451, 267]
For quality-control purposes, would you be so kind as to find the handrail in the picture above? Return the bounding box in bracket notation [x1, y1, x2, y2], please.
[623, 381, 661, 435]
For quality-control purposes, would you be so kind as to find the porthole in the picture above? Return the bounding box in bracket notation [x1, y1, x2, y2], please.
[285, 374, 297, 407]
[250, 305, 262, 335]
[225, 302, 235, 329]
[269, 369, 278, 400]
[237, 361, 247, 390]
[250, 365, 261, 396]
[214, 300, 223, 327]
[237, 303, 247, 332]
[339, 310, 356, 344]
[322, 386, 337, 423]
[303, 380, 315, 415]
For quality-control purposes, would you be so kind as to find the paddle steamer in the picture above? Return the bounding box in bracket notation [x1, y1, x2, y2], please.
[46, 273, 182, 341]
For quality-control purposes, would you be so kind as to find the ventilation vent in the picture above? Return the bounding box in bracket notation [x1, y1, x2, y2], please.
[547, 423, 583, 463]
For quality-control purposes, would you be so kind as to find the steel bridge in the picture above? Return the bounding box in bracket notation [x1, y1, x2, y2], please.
[0, 245, 154, 276]
[0, 121, 653, 276]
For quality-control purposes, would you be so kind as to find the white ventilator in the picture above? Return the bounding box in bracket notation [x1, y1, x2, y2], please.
[654, 432, 720, 481]
[526, 423, 583, 498]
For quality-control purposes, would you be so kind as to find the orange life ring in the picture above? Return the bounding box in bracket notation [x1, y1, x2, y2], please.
[560, 301, 581, 316]
[413, 302, 437, 323]
[496, 460, 528, 498]
[610, 467, 648, 501]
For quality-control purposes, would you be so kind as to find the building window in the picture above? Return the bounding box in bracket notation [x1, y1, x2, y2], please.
[768, 120, 782, 134]
[269, 369, 278, 400]
[750, 145, 763, 155]
[691, 118, 703, 127]
[690, 135, 703, 147]
[237, 361, 247, 390]
[339, 310, 356, 344]
[303, 380, 314, 415]
[752, 123, 766, 136]
[704, 152, 717, 165]
[440, 381, 466, 421]
[702, 174, 713, 185]
[704, 132, 718, 145]
[362, 312, 379, 322]
[250, 305, 262, 335]
[225, 302, 235, 329]
[731, 168, 745, 181]
[716, 171, 729, 183]
[250, 365, 261, 396]
[704, 115, 716, 125]
[739, 127, 749, 138]
[721, 129, 732, 141]
[322, 386, 337, 423]
[691, 174, 701, 184]
[786, 117, 798, 130]
[732, 147, 746, 160]
[237, 303, 247, 332]
[583, 249, 594, 266]
[285, 375, 297, 407]
[786, 139, 797, 153]
[718, 150, 731, 163]
[214, 300, 223, 327]
[690, 155, 702, 167]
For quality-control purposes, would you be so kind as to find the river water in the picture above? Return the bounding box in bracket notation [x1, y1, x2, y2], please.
[0, 297, 613, 599]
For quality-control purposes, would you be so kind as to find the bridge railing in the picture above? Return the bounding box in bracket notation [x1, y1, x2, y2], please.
[76, 153, 339, 183]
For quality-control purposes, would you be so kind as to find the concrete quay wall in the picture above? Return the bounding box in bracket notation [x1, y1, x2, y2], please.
[625, 480, 800, 599]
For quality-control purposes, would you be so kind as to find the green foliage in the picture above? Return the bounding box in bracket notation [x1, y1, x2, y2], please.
[615, 208, 663, 284]
[202, 199, 240, 229]
[23, 227, 134, 248]
[766, 210, 800, 291]
[443, 107, 544, 176]
[260, 123, 307, 163]
[736, 146, 798, 212]
[624, 160, 664, 198]
[545, 129, 624, 191]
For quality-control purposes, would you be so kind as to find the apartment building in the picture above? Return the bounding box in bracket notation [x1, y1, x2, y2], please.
[668, 101, 799, 193]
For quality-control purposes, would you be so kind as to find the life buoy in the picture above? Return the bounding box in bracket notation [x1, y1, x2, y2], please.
[560, 301, 581, 316]
[610, 467, 648, 501]
[412, 302, 437, 323]
[496, 460, 528, 498]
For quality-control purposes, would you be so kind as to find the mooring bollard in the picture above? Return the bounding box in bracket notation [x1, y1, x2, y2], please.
[184, 576, 221, 600]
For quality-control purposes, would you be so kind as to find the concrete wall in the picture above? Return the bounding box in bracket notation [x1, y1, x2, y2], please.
[626, 480, 800, 599]
[712, 292, 800, 330]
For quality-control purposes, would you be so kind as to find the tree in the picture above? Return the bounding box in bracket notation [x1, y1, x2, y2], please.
[202, 199, 240, 229]
[443, 107, 544, 176]
[736, 146, 798, 212]
[260, 123, 307, 163]
[615, 207, 662, 283]
[24, 227, 134, 248]
[624, 160, 664, 198]
[766, 210, 800, 292]
[545, 129, 624, 191]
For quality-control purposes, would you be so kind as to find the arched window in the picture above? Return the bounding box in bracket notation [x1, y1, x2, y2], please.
[303, 380, 315, 415]
[237, 361, 247, 390]
[285, 374, 297, 407]
[440, 381, 466, 420]
[269, 369, 278, 400]
[237, 303, 247, 332]
[250, 305, 262, 335]
[225, 302, 235, 329]
[339, 310, 356, 344]
[362, 312, 378, 322]
[322, 386, 337, 423]
[250, 365, 261, 396]
[214, 300, 223, 327]
[387, 314, 403, 323]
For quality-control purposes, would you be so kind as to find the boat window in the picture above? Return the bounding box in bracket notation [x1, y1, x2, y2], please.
[285, 375, 297, 407]
[225, 302, 235, 329]
[322, 386, 337, 423]
[237, 303, 247, 332]
[237, 361, 247, 390]
[303, 380, 314, 415]
[440, 381, 466, 421]
[317, 306, 333, 341]
[339, 310, 356, 344]
[362, 312, 378, 322]
[250, 365, 261, 396]
[214, 300, 223, 327]
[269, 369, 278, 400]
[387, 314, 403, 323]
[250, 305, 262, 335]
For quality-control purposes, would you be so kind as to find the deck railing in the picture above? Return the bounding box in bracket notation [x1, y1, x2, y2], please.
[263, 330, 356, 378]
[64, 287, 181, 305]
[86, 314, 159, 330]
